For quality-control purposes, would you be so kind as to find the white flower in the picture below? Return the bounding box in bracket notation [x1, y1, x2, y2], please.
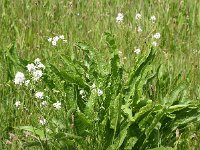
[135, 13, 142, 20]
[97, 89, 103, 96]
[134, 48, 141, 54]
[34, 59, 45, 70]
[36, 63, 45, 70]
[15, 101, 21, 108]
[90, 83, 97, 93]
[26, 63, 36, 72]
[52, 40, 57, 46]
[23, 107, 29, 112]
[91, 83, 96, 89]
[59, 35, 64, 39]
[39, 117, 46, 125]
[53, 101, 61, 109]
[32, 70, 43, 81]
[79, 90, 85, 95]
[34, 58, 41, 65]
[35, 92, 44, 99]
[153, 33, 161, 39]
[53, 36, 59, 42]
[40, 101, 48, 107]
[137, 26, 142, 32]
[116, 13, 124, 23]
[25, 80, 30, 86]
[118, 51, 122, 55]
[150, 15, 156, 23]
[81, 95, 86, 99]
[63, 40, 67, 43]
[14, 72, 25, 85]
[48, 37, 52, 42]
[152, 41, 158, 47]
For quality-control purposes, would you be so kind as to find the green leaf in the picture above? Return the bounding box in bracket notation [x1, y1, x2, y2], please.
[60, 55, 85, 76]
[42, 74, 56, 89]
[76, 42, 99, 78]
[145, 110, 164, 137]
[163, 82, 186, 105]
[139, 113, 154, 132]
[53, 132, 82, 140]
[127, 48, 155, 91]
[121, 102, 132, 121]
[15, 126, 46, 140]
[130, 100, 153, 122]
[24, 141, 42, 148]
[124, 137, 138, 149]
[7, 44, 20, 64]
[141, 109, 165, 149]
[167, 104, 194, 113]
[110, 54, 121, 79]
[74, 111, 92, 137]
[110, 94, 121, 139]
[105, 32, 117, 53]
[5, 45, 19, 80]
[161, 105, 200, 144]
[106, 123, 130, 150]
[52, 132, 88, 149]
[148, 147, 173, 150]
[50, 64, 88, 89]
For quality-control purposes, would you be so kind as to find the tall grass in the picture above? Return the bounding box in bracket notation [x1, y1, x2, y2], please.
[1, 0, 200, 149]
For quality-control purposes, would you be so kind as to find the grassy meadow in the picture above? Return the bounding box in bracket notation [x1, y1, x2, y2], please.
[1, 0, 200, 149]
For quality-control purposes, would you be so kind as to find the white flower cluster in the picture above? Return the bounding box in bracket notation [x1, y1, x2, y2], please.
[79, 89, 86, 99]
[26, 58, 45, 81]
[152, 32, 161, 47]
[14, 72, 30, 86]
[150, 15, 156, 23]
[40, 101, 48, 107]
[152, 41, 158, 47]
[153, 33, 161, 39]
[15, 101, 21, 108]
[134, 48, 141, 55]
[135, 13, 142, 20]
[149, 15, 159, 47]
[53, 101, 61, 109]
[35, 91, 61, 109]
[137, 26, 142, 32]
[35, 91, 44, 99]
[135, 13, 142, 33]
[90, 83, 103, 96]
[116, 13, 124, 24]
[14, 72, 25, 85]
[48, 35, 66, 46]
[39, 117, 46, 125]
[97, 89, 103, 96]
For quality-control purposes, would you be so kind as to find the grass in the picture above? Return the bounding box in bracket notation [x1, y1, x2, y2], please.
[1, 0, 200, 149]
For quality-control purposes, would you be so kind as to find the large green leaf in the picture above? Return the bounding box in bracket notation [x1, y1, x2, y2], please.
[130, 100, 153, 123]
[74, 111, 92, 137]
[127, 48, 155, 91]
[106, 123, 130, 150]
[163, 82, 187, 105]
[50, 64, 88, 89]
[141, 109, 165, 149]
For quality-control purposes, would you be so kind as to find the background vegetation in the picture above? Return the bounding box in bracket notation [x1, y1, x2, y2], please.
[0, 0, 200, 149]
